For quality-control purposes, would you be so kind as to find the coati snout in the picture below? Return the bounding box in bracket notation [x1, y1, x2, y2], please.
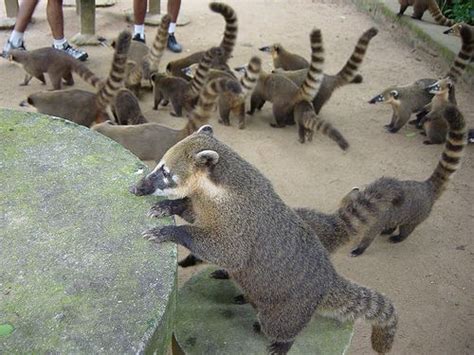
[368, 94, 385, 104]
[368, 90, 398, 104]
[130, 168, 173, 197]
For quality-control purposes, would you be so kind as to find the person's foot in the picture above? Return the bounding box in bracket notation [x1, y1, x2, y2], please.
[132, 33, 146, 44]
[54, 42, 88, 61]
[167, 33, 182, 53]
[2, 40, 26, 58]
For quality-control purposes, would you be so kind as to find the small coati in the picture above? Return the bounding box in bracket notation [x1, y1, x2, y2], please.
[151, 46, 224, 116]
[370, 23, 473, 133]
[92, 77, 241, 162]
[265, 27, 378, 115]
[23, 31, 132, 127]
[8, 47, 101, 90]
[397, 0, 455, 26]
[348, 104, 467, 256]
[259, 43, 309, 70]
[135, 125, 398, 354]
[249, 28, 324, 128]
[165, 2, 237, 79]
[443, 23, 474, 62]
[111, 88, 148, 125]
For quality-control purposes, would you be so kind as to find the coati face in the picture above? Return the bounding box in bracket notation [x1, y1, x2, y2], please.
[443, 23, 462, 36]
[130, 125, 224, 199]
[368, 90, 399, 105]
[259, 44, 281, 58]
[426, 78, 453, 95]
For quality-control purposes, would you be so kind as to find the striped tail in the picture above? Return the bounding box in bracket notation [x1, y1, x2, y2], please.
[427, 104, 467, 199]
[446, 24, 474, 82]
[319, 278, 398, 354]
[189, 46, 225, 96]
[427, 1, 455, 26]
[143, 14, 171, 78]
[296, 28, 324, 102]
[209, 2, 238, 60]
[179, 78, 242, 139]
[336, 27, 378, 86]
[240, 56, 262, 97]
[95, 31, 132, 111]
[71, 61, 103, 89]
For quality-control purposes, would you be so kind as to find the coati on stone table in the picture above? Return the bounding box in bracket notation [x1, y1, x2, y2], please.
[92, 77, 241, 162]
[21, 31, 132, 127]
[8, 47, 101, 90]
[134, 125, 398, 354]
[397, 0, 455, 26]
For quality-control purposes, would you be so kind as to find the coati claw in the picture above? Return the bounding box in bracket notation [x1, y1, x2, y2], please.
[350, 247, 365, 257]
[142, 227, 168, 243]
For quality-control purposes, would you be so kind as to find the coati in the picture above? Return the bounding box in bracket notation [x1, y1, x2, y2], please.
[249, 28, 324, 128]
[8, 47, 101, 90]
[443, 23, 474, 62]
[135, 125, 398, 354]
[272, 27, 378, 115]
[165, 2, 237, 80]
[370, 23, 473, 133]
[23, 31, 132, 127]
[259, 43, 309, 70]
[348, 104, 467, 256]
[397, 0, 455, 26]
[92, 77, 241, 162]
[111, 88, 148, 125]
[151, 46, 224, 116]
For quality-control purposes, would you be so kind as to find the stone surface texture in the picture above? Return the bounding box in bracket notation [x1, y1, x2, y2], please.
[0, 109, 176, 353]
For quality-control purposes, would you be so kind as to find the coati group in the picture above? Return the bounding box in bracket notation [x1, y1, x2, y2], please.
[4, 1, 472, 354]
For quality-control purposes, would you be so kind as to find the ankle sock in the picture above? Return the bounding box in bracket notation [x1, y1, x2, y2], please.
[134, 24, 145, 39]
[168, 22, 176, 35]
[53, 38, 67, 48]
[9, 30, 24, 46]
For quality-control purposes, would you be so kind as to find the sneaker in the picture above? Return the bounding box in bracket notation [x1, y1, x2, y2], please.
[132, 33, 146, 44]
[2, 40, 26, 58]
[54, 42, 88, 61]
[167, 33, 182, 53]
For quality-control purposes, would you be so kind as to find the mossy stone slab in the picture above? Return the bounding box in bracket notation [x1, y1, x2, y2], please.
[175, 267, 353, 355]
[0, 109, 176, 354]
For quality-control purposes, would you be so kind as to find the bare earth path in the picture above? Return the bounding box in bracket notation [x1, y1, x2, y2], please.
[1, 1, 473, 354]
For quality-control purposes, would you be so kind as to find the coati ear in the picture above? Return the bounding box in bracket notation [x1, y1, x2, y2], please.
[197, 125, 213, 136]
[390, 90, 399, 99]
[347, 187, 360, 200]
[150, 72, 157, 82]
[195, 150, 219, 167]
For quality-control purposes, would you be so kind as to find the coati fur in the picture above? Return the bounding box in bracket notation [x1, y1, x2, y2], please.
[249, 28, 325, 128]
[370, 24, 473, 133]
[397, 0, 455, 26]
[8, 47, 101, 90]
[274, 27, 378, 115]
[443, 23, 474, 62]
[111, 88, 148, 125]
[136, 125, 398, 354]
[259, 43, 309, 70]
[23, 31, 132, 127]
[92, 77, 241, 162]
[348, 104, 467, 256]
[151, 46, 224, 117]
[165, 2, 237, 80]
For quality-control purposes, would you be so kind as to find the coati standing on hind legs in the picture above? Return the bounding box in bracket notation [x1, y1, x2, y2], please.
[135, 125, 398, 354]
[22, 31, 132, 127]
[397, 0, 455, 26]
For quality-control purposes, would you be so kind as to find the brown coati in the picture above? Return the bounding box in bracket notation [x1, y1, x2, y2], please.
[111, 88, 148, 125]
[22, 31, 132, 127]
[165, 2, 237, 80]
[397, 0, 455, 26]
[443, 23, 474, 62]
[151, 46, 224, 117]
[370, 23, 473, 133]
[259, 43, 309, 70]
[92, 77, 241, 162]
[8, 47, 101, 90]
[348, 104, 467, 256]
[249, 28, 324, 128]
[135, 125, 398, 355]
[272, 27, 378, 115]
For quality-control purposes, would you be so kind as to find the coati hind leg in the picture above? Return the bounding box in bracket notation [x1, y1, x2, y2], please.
[271, 105, 292, 128]
[397, 3, 409, 16]
[237, 102, 246, 129]
[389, 223, 418, 243]
[248, 94, 265, 115]
[63, 72, 74, 86]
[20, 74, 34, 86]
[48, 71, 63, 90]
[170, 98, 184, 117]
[412, 3, 427, 20]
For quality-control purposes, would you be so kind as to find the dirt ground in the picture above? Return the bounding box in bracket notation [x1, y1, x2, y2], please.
[1, 1, 473, 354]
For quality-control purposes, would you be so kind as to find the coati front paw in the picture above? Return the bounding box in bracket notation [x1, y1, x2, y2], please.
[233, 294, 248, 305]
[147, 201, 174, 218]
[350, 247, 366, 257]
[389, 235, 405, 243]
[142, 226, 174, 243]
[253, 321, 261, 334]
[268, 340, 294, 355]
[210, 269, 230, 279]
[423, 140, 434, 145]
[178, 254, 203, 268]
[386, 126, 400, 134]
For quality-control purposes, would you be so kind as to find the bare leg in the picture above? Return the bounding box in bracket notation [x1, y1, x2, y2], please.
[47, 0, 64, 40]
[14, 0, 40, 32]
[133, 0, 147, 25]
[168, 0, 181, 22]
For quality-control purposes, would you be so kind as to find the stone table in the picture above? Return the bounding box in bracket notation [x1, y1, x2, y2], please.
[0, 110, 176, 353]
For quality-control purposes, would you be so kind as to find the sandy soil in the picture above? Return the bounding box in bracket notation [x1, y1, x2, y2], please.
[1, 1, 473, 354]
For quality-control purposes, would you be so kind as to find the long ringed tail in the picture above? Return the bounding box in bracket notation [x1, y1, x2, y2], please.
[143, 14, 171, 78]
[70, 61, 103, 89]
[336, 27, 378, 86]
[240, 56, 262, 97]
[428, 1, 455, 26]
[446, 24, 474, 82]
[209, 2, 238, 60]
[95, 31, 132, 111]
[189, 46, 225, 96]
[301, 107, 349, 150]
[427, 104, 467, 199]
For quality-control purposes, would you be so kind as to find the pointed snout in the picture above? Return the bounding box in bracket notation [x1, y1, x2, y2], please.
[443, 28, 453, 35]
[259, 46, 271, 53]
[234, 66, 247, 74]
[368, 94, 383, 104]
[130, 171, 165, 196]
